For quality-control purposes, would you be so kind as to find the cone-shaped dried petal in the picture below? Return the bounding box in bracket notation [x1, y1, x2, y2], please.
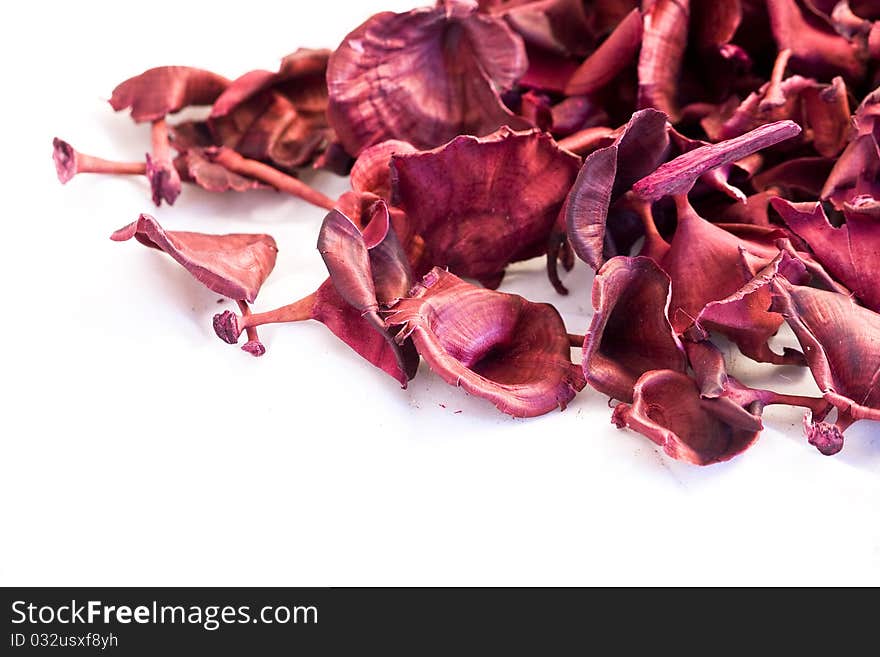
[637, 0, 690, 121]
[564, 109, 669, 269]
[772, 197, 880, 312]
[391, 128, 581, 287]
[386, 268, 585, 417]
[312, 279, 420, 387]
[612, 369, 761, 466]
[632, 120, 802, 202]
[770, 275, 880, 429]
[661, 199, 802, 364]
[318, 199, 413, 312]
[109, 67, 229, 123]
[111, 214, 277, 303]
[326, 1, 530, 155]
[582, 256, 685, 402]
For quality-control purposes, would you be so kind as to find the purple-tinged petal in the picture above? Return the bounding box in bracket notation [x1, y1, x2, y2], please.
[564, 108, 670, 269]
[637, 0, 690, 121]
[767, 0, 866, 81]
[566, 7, 642, 95]
[612, 369, 761, 466]
[385, 268, 585, 418]
[327, 1, 530, 155]
[772, 196, 880, 312]
[145, 153, 182, 206]
[752, 156, 836, 198]
[110, 214, 277, 303]
[109, 67, 230, 123]
[351, 140, 418, 200]
[582, 256, 685, 402]
[769, 273, 880, 434]
[391, 128, 581, 287]
[821, 132, 880, 208]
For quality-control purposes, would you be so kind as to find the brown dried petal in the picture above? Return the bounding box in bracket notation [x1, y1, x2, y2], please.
[109, 67, 229, 123]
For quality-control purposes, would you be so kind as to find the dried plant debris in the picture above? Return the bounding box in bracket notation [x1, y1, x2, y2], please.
[56, 0, 880, 464]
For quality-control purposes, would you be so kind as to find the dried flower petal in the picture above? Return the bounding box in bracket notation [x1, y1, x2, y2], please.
[582, 256, 685, 402]
[772, 196, 880, 312]
[637, 0, 690, 121]
[326, 0, 530, 155]
[566, 7, 642, 95]
[386, 268, 585, 417]
[110, 214, 277, 303]
[109, 66, 229, 123]
[564, 108, 670, 270]
[391, 127, 580, 288]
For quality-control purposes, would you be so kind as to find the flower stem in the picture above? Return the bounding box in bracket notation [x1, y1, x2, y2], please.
[209, 148, 336, 210]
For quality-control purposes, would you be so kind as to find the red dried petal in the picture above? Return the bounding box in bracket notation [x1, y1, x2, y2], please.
[637, 0, 691, 121]
[385, 268, 585, 417]
[326, 1, 530, 155]
[110, 214, 277, 303]
[391, 128, 581, 287]
[582, 256, 686, 402]
[109, 67, 229, 123]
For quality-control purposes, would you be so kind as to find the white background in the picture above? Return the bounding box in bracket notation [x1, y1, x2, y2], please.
[1, 0, 878, 586]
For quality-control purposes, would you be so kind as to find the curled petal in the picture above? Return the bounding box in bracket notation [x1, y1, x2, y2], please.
[385, 268, 585, 418]
[612, 370, 760, 466]
[110, 214, 277, 303]
[327, 2, 530, 154]
[566, 7, 642, 95]
[564, 108, 670, 269]
[145, 153, 182, 206]
[318, 200, 412, 311]
[583, 256, 685, 402]
[767, 0, 866, 82]
[391, 128, 581, 287]
[770, 273, 880, 428]
[637, 0, 690, 121]
[351, 140, 417, 200]
[109, 66, 229, 123]
[210, 49, 330, 118]
[772, 197, 880, 312]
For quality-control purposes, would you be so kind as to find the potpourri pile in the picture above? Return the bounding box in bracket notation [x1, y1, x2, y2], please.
[54, 0, 880, 465]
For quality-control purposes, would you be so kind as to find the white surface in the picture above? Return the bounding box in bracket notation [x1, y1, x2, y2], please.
[2, 0, 879, 586]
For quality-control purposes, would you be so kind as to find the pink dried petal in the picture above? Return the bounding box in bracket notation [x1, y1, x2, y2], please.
[767, 0, 866, 82]
[500, 0, 593, 57]
[110, 214, 277, 303]
[612, 369, 762, 466]
[772, 197, 880, 312]
[145, 152, 181, 206]
[564, 108, 670, 270]
[769, 272, 880, 431]
[391, 128, 580, 288]
[566, 7, 642, 95]
[109, 66, 230, 123]
[385, 268, 585, 418]
[326, 1, 530, 155]
[351, 140, 418, 200]
[751, 156, 836, 197]
[211, 49, 330, 118]
[821, 133, 880, 208]
[637, 0, 690, 122]
[582, 256, 686, 402]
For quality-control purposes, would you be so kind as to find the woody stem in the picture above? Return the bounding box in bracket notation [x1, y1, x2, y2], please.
[210, 149, 336, 210]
